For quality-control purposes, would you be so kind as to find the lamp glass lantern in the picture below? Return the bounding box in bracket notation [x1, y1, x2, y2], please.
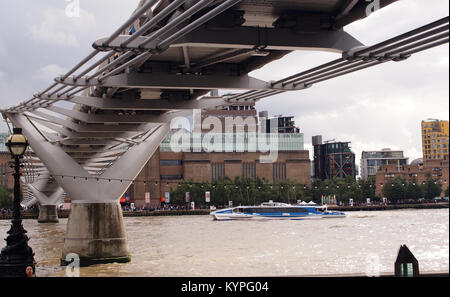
[6, 128, 29, 157]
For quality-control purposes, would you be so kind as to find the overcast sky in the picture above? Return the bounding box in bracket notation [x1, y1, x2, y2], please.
[0, 0, 449, 171]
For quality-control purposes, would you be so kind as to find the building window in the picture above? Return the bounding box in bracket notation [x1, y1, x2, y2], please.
[211, 163, 225, 183]
[160, 160, 183, 166]
[273, 162, 286, 182]
[242, 162, 256, 179]
[0, 164, 8, 187]
[160, 175, 183, 180]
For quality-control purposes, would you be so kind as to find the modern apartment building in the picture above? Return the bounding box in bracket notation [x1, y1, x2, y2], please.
[360, 148, 409, 179]
[421, 119, 449, 162]
[259, 111, 300, 134]
[312, 136, 356, 180]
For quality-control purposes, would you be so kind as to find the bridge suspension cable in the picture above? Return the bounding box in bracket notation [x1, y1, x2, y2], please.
[227, 16, 449, 102]
[4, 0, 244, 113]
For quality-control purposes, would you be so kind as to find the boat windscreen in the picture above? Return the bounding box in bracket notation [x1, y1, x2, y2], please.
[244, 207, 309, 213]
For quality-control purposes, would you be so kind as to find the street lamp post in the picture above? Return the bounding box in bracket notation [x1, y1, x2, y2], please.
[0, 128, 36, 277]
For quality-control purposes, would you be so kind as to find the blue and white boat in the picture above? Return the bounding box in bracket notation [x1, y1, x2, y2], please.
[210, 201, 346, 221]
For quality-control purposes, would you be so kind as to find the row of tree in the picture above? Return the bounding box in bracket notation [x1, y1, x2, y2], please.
[168, 176, 446, 207]
[168, 176, 376, 207]
[1, 175, 446, 209]
[382, 176, 444, 203]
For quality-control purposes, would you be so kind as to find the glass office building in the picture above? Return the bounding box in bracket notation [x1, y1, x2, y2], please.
[360, 149, 408, 179]
[160, 130, 304, 153]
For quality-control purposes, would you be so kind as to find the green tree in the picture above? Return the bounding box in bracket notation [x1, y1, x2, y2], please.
[310, 179, 325, 203]
[422, 178, 442, 200]
[359, 177, 376, 201]
[308, 177, 361, 204]
[0, 187, 12, 209]
[169, 178, 312, 208]
[332, 178, 349, 203]
[382, 176, 407, 203]
[169, 176, 397, 207]
[405, 182, 423, 201]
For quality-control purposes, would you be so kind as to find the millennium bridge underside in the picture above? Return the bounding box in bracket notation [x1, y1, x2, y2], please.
[0, 0, 448, 265]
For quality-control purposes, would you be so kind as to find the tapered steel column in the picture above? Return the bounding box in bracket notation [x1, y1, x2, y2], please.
[7, 112, 173, 266]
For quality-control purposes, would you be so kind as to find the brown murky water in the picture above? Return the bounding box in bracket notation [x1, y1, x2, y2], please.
[0, 209, 448, 277]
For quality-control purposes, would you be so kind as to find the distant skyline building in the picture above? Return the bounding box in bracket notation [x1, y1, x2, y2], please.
[203, 99, 257, 133]
[421, 119, 449, 162]
[312, 136, 356, 180]
[360, 148, 409, 179]
[259, 112, 300, 134]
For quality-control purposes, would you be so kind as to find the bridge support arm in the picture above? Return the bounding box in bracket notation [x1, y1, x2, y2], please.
[93, 26, 364, 53]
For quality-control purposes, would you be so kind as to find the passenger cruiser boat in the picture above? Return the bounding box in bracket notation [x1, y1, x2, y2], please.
[210, 201, 346, 221]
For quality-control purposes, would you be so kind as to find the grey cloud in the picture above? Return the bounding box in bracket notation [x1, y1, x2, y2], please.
[33, 64, 68, 82]
[0, 38, 6, 57]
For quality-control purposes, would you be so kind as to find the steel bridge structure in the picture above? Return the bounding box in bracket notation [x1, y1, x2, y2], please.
[0, 0, 448, 266]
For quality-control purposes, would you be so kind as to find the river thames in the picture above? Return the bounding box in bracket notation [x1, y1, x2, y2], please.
[0, 209, 448, 277]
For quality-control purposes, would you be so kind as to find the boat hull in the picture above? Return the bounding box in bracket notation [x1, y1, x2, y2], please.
[211, 212, 346, 221]
[210, 203, 346, 221]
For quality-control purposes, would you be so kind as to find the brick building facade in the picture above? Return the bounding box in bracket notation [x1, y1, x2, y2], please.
[125, 104, 311, 208]
[0, 152, 13, 189]
[375, 159, 449, 197]
[126, 149, 311, 208]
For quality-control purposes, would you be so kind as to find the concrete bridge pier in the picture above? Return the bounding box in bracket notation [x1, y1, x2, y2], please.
[61, 202, 130, 266]
[23, 176, 64, 223]
[38, 205, 59, 223]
